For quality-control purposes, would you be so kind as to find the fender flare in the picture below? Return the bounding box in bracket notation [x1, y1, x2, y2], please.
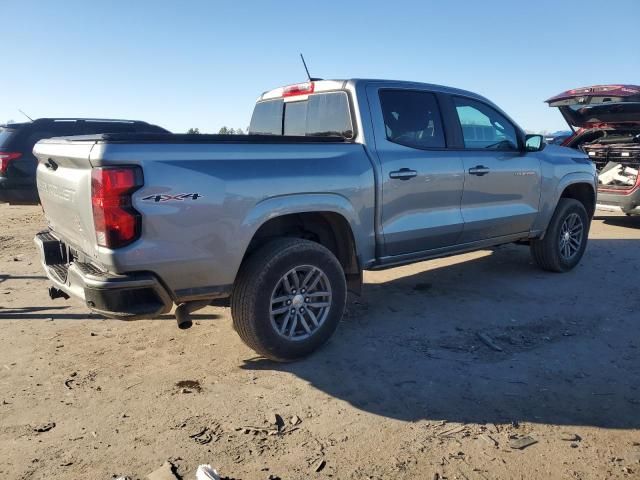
[535, 172, 597, 239]
[241, 192, 365, 257]
[554, 172, 597, 204]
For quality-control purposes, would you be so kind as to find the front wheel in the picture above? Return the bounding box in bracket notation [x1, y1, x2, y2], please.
[231, 238, 347, 362]
[530, 198, 589, 272]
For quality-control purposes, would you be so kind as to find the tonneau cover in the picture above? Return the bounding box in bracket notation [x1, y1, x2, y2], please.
[38, 133, 350, 144]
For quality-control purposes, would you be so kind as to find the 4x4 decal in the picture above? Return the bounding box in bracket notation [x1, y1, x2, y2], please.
[142, 193, 203, 203]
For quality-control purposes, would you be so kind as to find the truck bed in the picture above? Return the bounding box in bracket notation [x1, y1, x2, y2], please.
[34, 134, 375, 303]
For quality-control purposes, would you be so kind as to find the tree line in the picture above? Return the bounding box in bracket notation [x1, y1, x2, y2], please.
[187, 127, 247, 135]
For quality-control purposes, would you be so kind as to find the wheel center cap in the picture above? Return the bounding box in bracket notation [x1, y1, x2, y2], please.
[292, 294, 304, 307]
[563, 232, 570, 241]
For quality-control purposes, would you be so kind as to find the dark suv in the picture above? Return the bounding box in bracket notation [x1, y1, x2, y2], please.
[0, 118, 169, 204]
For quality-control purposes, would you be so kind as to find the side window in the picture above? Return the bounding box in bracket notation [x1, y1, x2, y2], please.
[83, 123, 130, 134]
[453, 97, 519, 150]
[379, 90, 446, 149]
[50, 122, 82, 136]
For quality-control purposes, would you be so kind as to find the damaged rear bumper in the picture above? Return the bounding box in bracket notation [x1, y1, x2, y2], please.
[34, 231, 173, 319]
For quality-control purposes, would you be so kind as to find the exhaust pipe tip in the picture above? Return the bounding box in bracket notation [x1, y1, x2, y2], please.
[175, 303, 194, 329]
[175, 300, 211, 329]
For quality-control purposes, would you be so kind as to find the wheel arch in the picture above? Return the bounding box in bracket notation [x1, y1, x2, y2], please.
[241, 194, 365, 293]
[559, 182, 596, 219]
[534, 173, 597, 239]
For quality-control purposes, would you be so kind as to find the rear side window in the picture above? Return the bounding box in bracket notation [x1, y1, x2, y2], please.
[250, 92, 354, 138]
[379, 90, 446, 149]
[27, 131, 56, 148]
[0, 128, 16, 148]
[84, 122, 133, 134]
[453, 97, 519, 150]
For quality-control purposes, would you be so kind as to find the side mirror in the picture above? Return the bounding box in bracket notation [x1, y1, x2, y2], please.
[525, 134, 545, 152]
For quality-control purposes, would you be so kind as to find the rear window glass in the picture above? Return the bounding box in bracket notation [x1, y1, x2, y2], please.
[306, 92, 353, 137]
[284, 101, 307, 136]
[249, 92, 354, 138]
[250, 100, 284, 135]
[0, 128, 15, 147]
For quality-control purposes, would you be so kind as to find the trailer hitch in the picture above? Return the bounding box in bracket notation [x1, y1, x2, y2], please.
[48, 286, 70, 300]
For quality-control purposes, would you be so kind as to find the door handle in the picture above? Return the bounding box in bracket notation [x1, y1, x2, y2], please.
[468, 165, 490, 176]
[389, 168, 417, 180]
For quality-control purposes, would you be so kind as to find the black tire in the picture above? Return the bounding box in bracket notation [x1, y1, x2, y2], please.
[530, 198, 589, 272]
[231, 238, 347, 362]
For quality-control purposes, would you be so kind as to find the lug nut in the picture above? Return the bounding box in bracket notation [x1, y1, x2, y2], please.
[292, 289, 297, 294]
[305, 298, 310, 302]
[291, 309, 296, 314]
[301, 288, 306, 293]
[299, 308, 305, 313]
[286, 300, 291, 305]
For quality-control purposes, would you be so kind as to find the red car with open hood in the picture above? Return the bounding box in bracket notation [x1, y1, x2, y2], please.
[547, 85, 640, 214]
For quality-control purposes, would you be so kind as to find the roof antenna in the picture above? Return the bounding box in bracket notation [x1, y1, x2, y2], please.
[300, 54, 322, 82]
[18, 109, 34, 122]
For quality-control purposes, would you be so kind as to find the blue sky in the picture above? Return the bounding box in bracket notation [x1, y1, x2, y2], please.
[2, 0, 639, 133]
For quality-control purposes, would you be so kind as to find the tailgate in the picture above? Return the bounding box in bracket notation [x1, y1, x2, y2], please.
[34, 138, 98, 256]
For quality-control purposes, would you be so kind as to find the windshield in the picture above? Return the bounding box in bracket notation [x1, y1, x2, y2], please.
[249, 91, 354, 138]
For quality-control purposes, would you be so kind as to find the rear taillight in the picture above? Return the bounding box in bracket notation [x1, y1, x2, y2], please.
[91, 167, 143, 248]
[0, 152, 22, 175]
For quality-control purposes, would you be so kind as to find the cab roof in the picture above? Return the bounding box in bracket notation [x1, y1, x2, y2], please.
[258, 79, 491, 104]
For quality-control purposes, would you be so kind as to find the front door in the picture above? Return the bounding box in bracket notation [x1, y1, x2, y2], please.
[367, 87, 465, 256]
[451, 96, 542, 243]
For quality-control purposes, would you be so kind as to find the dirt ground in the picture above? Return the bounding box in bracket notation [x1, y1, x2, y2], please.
[1, 204, 639, 480]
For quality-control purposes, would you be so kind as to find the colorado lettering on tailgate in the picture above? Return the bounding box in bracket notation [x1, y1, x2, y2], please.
[37, 180, 75, 202]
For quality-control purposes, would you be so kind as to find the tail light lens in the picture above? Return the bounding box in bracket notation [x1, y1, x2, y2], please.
[91, 167, 143, 248]
[0, 152, 22, 175]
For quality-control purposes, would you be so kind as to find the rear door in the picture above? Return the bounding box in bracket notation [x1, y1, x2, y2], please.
[367, 87, 465, 256]
[451, 96, 541, 242]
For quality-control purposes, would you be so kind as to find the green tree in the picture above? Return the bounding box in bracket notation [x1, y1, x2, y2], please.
[187, 128, 200, 134]
[218, 126, 246, 135]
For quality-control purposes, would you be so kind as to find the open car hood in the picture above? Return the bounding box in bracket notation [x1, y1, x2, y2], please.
[546, 85, 640, 128]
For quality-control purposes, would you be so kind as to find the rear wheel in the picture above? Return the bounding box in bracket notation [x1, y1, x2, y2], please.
[231, 238, 347, 361]
[530, 198, 589, 272]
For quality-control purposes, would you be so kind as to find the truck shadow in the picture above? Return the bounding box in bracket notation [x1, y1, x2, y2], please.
[243, 238, 640, 429]
[0, 274, 48, 284]
[594, 214, 640, 229]
[0, 306, 220, 321]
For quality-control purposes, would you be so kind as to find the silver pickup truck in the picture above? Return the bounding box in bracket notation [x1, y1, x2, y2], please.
[34, 79, 597, 361]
